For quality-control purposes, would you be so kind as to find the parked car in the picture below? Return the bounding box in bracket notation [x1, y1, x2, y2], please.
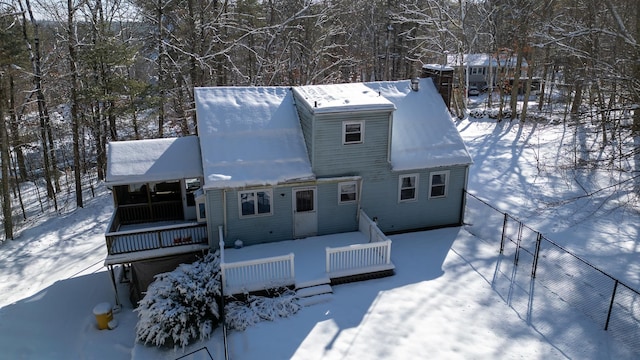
[468, 86, 480, 96]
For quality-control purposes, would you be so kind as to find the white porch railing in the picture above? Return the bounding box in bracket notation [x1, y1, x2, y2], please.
[326, 239, 392, 278]
[326, 210, 394, 278]
[358, 210, 387, 243]
[220, 253, 295, 296]
[217, 210, 393, 295]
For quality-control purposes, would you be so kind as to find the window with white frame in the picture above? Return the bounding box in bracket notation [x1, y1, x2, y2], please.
[429, 171, 449, 198]
[398, 174, 418, 202]
[239, 189, 273, 217]
[343, 121, 363, 144]
[338, 181, 357, 204]
[195, 195, 206, 223]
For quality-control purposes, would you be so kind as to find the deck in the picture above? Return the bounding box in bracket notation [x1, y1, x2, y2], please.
[105, 212, 209, 266]
[219, 210, 395, 295]
[224, 232, 368, 288]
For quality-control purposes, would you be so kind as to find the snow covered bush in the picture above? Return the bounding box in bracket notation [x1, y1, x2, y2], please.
[225, 289, 301, 331]
[469, 108, 486, 119]
[135, 251, 221, 349]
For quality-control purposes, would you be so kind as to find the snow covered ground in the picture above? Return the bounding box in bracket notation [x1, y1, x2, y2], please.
[0, 110, 638, 359]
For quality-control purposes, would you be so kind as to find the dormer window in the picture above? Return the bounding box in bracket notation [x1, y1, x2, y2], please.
[343, 121, 364, 144]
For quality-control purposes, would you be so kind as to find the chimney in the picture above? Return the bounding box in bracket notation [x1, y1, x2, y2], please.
[410, 78, 420, 91]
[420, 64, 454, 109]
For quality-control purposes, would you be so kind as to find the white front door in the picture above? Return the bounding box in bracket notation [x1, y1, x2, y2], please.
[293, 187, 317, 238]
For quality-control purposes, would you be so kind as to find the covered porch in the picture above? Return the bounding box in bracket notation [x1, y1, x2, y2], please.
[105, 136, 207, 259]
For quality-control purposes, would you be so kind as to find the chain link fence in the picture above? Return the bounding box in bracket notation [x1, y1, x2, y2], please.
[464, 191, 639, 354]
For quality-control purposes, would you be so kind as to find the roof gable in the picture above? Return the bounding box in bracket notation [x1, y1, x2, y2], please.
[195, 86, 314, 189]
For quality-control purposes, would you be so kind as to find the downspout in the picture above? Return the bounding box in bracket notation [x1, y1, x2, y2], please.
[387, 112, 393, 164]
[459, 166, 470, 225]
[356, 177, 364, 223]
[222, 189, 228, 241]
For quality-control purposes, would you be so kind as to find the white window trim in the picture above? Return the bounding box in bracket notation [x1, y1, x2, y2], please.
[338, 181, 358, 204]
[429, 170, 450, 199]
[238, 189, 273, 218]
[195, 195, 206, 223]
[343, 120, 364, 144]
[398, 173, 419, 202]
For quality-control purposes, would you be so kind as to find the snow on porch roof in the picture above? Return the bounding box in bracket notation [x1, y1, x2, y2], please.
[194, 86, 314, 189]
[106, 136, 203, 186]
[292, 82, 395, 114]
[365, 78, 473, 171]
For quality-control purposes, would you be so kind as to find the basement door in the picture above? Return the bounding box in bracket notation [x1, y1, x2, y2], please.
[292, 187, 317, 238]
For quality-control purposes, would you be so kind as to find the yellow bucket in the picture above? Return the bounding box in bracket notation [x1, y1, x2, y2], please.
[93, 302, 113, 330]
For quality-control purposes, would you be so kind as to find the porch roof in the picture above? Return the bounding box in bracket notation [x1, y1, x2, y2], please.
[106, 136, 203, 186]
[194, 86, 314, 189]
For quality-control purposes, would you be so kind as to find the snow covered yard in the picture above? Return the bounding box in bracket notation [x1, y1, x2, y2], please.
[0, 115, 638, 359]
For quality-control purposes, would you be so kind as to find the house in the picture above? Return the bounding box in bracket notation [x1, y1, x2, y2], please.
[104, 78, 473, 301]
[445, 52, 528, 89]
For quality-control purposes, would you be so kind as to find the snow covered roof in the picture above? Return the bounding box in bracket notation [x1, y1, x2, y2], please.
[422, 63, 454, 71]
[365, 78, 473, 170]
[106, 136, 203, 186]
[195, 87, 314, 189]
[293, 82, 395, 114]
[446, 53, 527, 68]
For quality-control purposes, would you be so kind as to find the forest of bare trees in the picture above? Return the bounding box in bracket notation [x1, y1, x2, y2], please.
[0, 0, 638, 239]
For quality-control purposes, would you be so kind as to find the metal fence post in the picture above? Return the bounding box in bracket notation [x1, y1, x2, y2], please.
[500, 213, 508, 254]
[531, 232, 542, 278]
[605, 280, 619, 331]
[513, 221, 523, 266]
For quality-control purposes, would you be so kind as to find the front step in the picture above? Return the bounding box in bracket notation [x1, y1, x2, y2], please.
[297, 293, 333, 307]
[296, 283, 333, 307]
[296, 284, 332, 298]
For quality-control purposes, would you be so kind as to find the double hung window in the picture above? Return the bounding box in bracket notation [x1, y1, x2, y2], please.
[429, 171, 449, 198]
[343, 121, 364, 144]
[239, 189, 273, 217]
[398, 174, 418, 202]
[338, 181, 358, 204]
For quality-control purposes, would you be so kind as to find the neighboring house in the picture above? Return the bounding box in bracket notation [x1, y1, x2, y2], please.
[104, 78, 473, 301]
[446, 52, 528, 89]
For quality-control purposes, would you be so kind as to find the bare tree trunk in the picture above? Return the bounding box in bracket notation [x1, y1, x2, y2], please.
[68, 0, 83, 208]
[520, 57, 534, 122]
[510, 50, 524, 120]
[157, 0, 165, 138]
[0, 76, 14, 240]
[20, 0, 58, 211]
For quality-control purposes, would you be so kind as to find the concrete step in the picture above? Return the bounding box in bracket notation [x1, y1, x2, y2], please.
[295, 277, 331, 290]
[297, 293, 333, 307]
[296, 283, 333, 298]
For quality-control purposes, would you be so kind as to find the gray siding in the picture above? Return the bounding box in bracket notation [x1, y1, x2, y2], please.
[316, 181, 359, 235]
[205, 189, 224, 246]
[222, 186, 295, 247]
[312, 112, 391, 178]
[360, 165, 468, 233]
